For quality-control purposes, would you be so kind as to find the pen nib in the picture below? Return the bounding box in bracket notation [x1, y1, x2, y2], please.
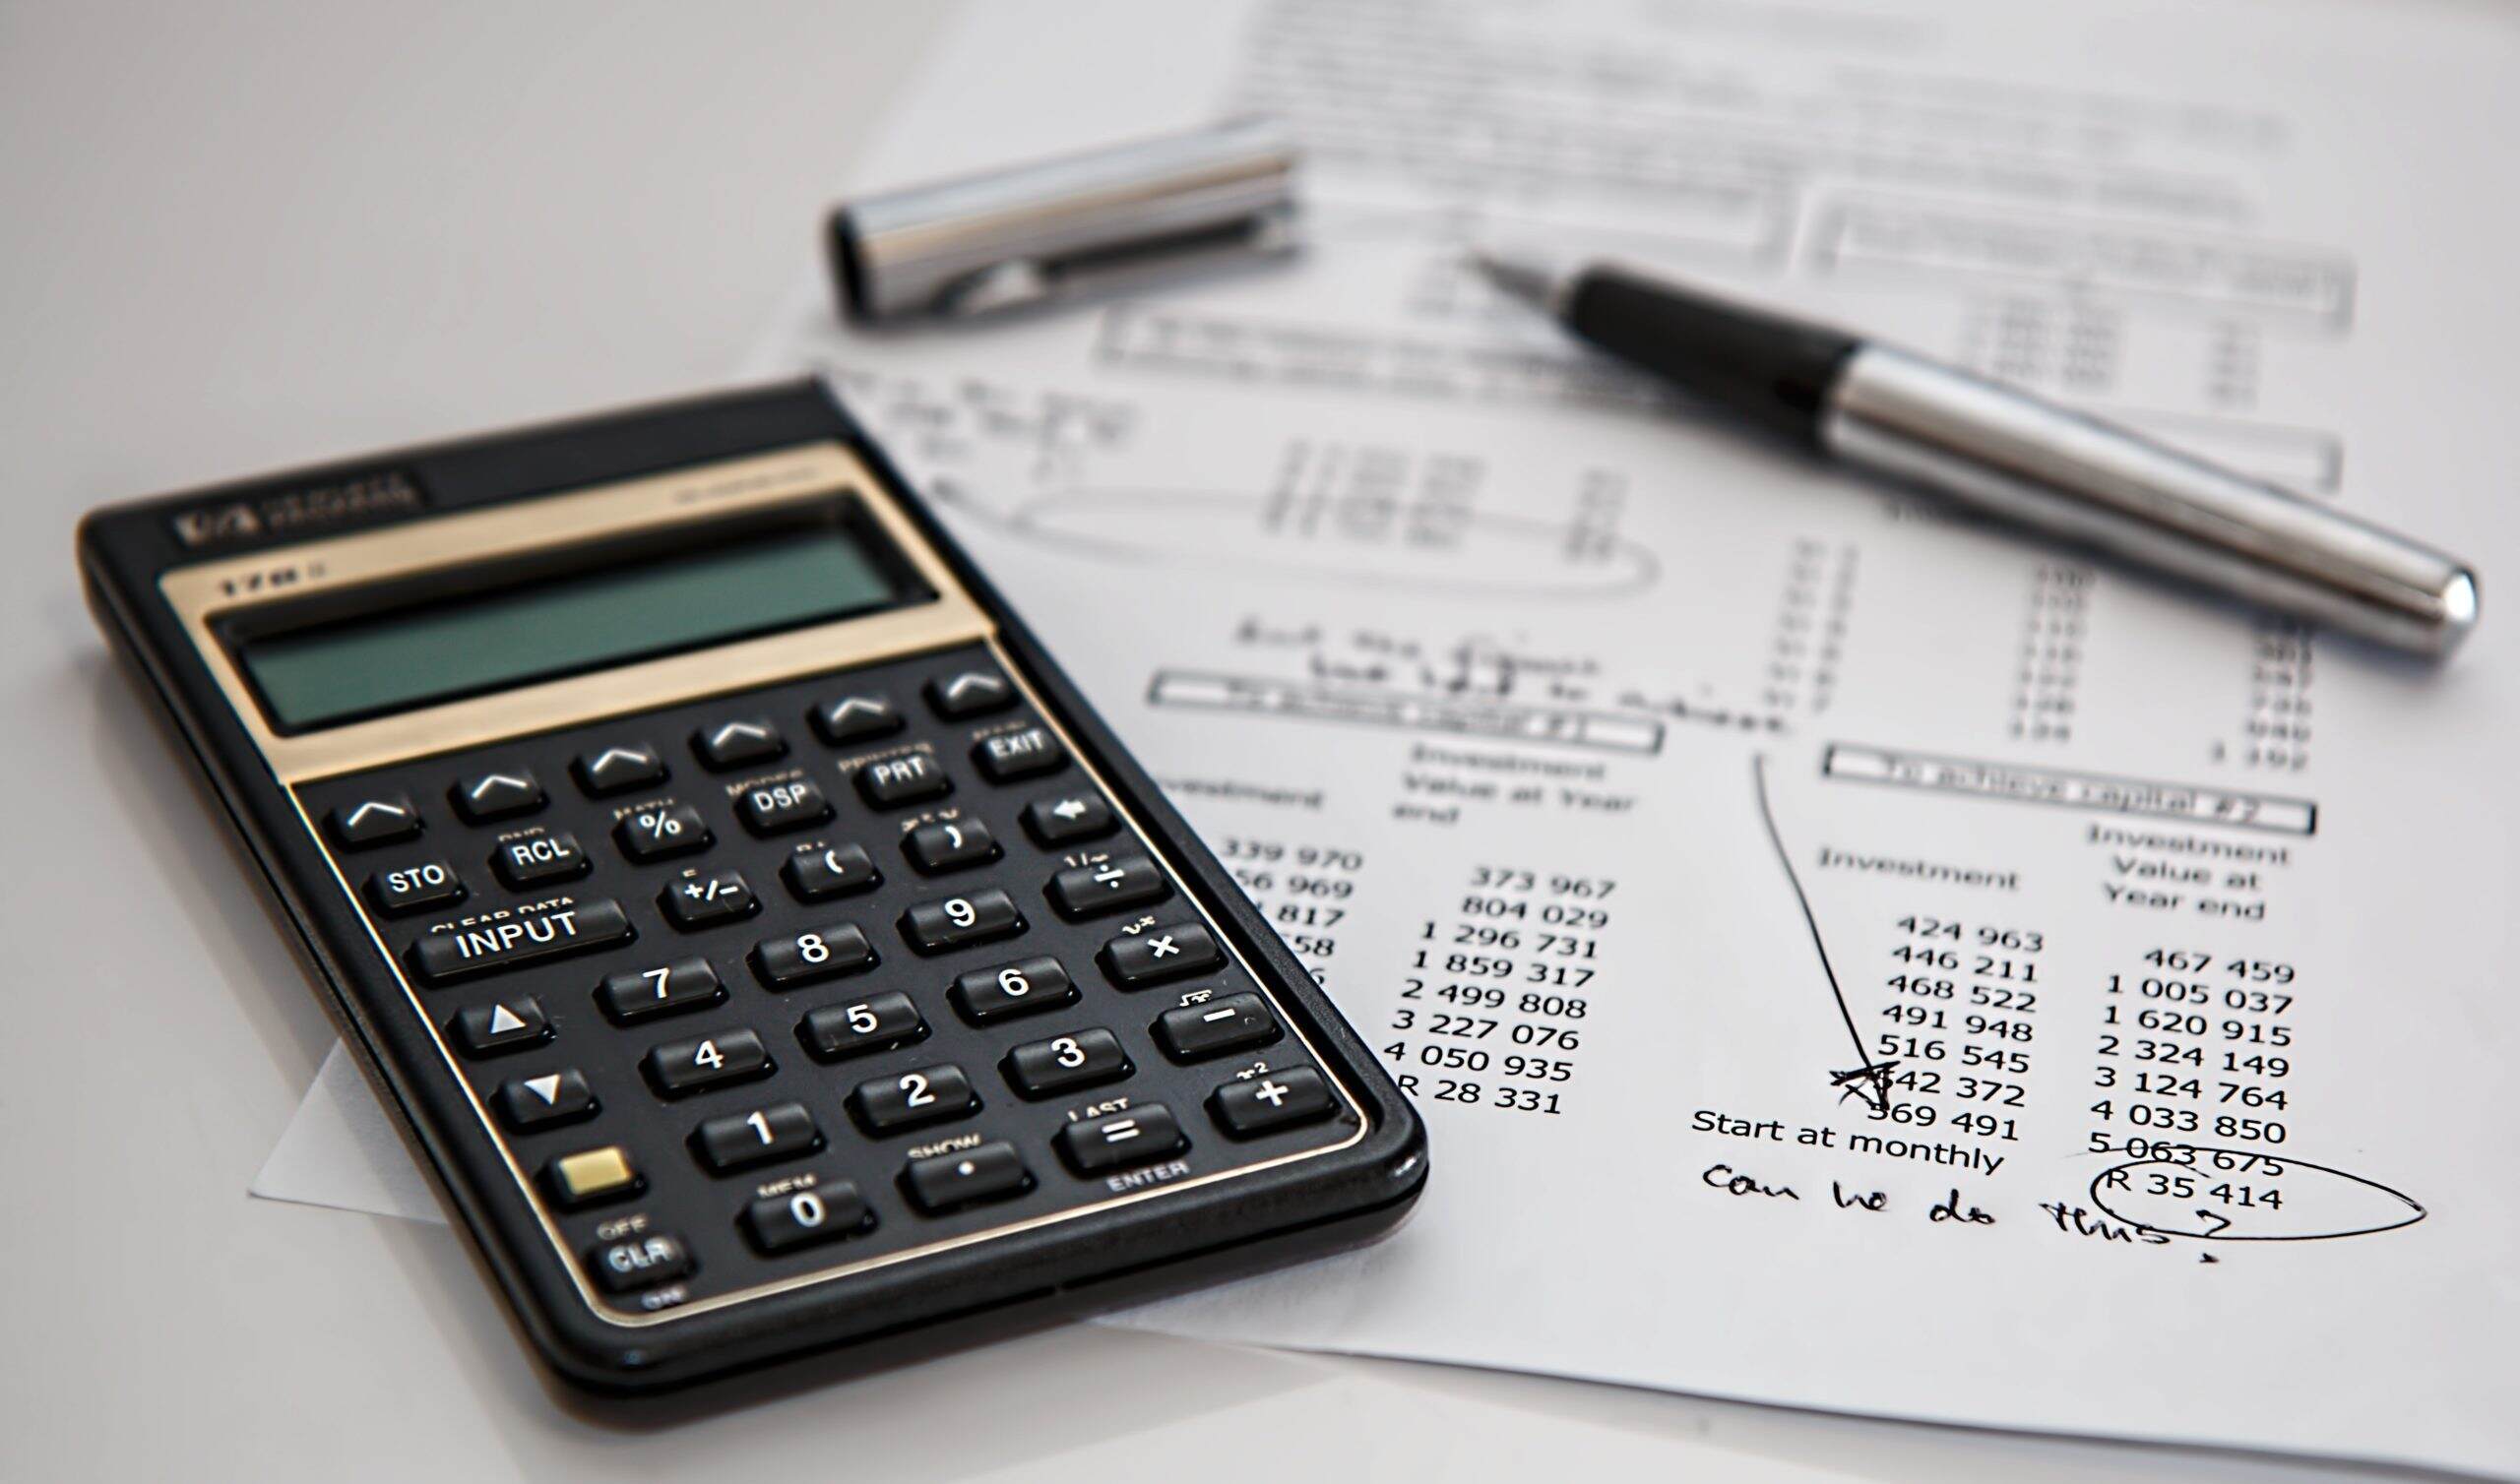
[1464, 247, 1571, 315]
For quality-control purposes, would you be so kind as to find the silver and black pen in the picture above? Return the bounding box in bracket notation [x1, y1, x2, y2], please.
[1471, 251, 2478, 657]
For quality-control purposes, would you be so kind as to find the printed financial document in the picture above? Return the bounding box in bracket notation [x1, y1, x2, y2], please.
[266, 0, 2520, 1474]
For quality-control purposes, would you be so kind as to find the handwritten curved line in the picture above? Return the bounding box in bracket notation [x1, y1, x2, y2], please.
[1752, 753, 1892, 1113]
[2089, 1147, 2426, 1242]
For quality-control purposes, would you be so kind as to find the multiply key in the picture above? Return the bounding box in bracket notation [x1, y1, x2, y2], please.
[410, 899, 632, 984]
[1098, 920, 1222, 988]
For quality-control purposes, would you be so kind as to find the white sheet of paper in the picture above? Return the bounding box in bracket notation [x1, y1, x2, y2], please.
[262, 0, 2520, 1474]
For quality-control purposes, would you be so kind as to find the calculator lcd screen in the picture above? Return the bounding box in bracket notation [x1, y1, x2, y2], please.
[234, 517, 918, 732]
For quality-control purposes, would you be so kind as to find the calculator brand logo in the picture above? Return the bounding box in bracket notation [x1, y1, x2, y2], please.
[169, 469, 425, 549]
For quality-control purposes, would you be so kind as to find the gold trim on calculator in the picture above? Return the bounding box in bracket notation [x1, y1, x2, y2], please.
[159, 439, 1369, 1327]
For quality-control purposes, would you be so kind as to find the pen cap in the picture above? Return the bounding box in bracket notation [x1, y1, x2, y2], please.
[828, 117, 1299, 323]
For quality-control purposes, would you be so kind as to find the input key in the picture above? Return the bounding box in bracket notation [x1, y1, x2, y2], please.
[408, 899, 632, 984]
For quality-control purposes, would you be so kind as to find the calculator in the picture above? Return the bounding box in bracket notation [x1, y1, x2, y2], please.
[78, 382, 1425, 1391]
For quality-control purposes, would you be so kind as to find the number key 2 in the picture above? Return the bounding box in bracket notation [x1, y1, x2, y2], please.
[848, 1064, 978, 1135]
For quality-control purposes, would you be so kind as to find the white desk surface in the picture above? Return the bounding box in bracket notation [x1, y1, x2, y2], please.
[0, 5, 2429, 1480]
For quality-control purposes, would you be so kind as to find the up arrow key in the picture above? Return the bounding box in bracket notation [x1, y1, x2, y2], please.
[450, 998, 549, 1058]
[327, 795, 421, 849]
[926, 670, 1015, 718]
[452, 769, 546, 824]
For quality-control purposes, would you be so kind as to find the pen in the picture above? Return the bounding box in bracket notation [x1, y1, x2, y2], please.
[1470, 251, 2479, 657]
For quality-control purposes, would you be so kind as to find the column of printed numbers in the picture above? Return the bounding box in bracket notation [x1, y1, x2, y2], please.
[2088, 948, 2295, 1158]
[1386, 864, 1611, 1116]
[1874, 914, 2043, 1141]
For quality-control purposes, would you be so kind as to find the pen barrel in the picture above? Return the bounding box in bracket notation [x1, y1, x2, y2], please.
[1819, 346, 2479, 656]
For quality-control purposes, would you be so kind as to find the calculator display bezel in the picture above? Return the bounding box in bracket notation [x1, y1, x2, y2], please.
[160, 443, 989, 785]
[151, 437, 1376, 1330]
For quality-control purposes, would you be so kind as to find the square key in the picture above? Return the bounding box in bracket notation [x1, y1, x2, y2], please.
[1209, 1067, 1337, 1139]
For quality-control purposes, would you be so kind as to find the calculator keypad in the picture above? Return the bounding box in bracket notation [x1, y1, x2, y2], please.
[297, 643, 1362, 1317]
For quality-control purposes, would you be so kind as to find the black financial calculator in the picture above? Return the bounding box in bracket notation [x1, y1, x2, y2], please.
[79, 383, 1424, 1390]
